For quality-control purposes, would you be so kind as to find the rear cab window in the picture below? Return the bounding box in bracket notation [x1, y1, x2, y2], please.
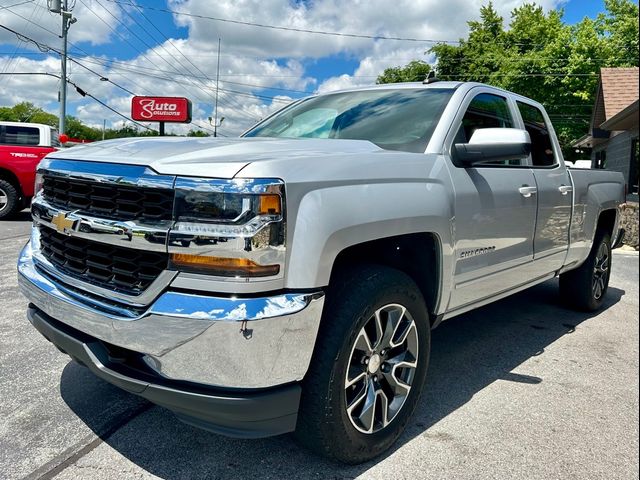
[516, 101, 557, 167]
[0, 125, 42, 146]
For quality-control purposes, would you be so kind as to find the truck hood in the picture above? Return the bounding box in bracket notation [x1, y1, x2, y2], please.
[46, 136, 383, 178]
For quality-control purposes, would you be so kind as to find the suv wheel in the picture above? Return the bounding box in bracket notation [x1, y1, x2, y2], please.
[0, 179, 20, 219]
[559, 231, 612, 311]
[295, 265, 430, 464]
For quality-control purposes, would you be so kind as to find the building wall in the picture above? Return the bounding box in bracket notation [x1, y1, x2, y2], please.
[591, 127, 639, 191]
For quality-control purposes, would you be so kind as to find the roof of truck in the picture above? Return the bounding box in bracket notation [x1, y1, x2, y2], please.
[0, 121, 56, 129]
[321, 81, 464, 95]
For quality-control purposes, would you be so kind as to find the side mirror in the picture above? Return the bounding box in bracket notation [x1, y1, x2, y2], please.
[453, 128, 531, 167]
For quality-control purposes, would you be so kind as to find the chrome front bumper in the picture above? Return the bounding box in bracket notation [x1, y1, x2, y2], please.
[18, 240, 325, 389]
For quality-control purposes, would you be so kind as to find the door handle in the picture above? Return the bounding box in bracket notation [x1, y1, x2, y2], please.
[518, 186, 537, 198]
[558, 185, 573, 195]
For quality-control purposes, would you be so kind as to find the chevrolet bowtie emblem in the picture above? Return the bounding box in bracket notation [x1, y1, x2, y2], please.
[51, 213, 76, 234]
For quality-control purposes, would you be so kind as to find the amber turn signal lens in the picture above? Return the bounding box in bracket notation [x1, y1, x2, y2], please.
[170, 254, 280, 277]
[258, 194, 281, 215]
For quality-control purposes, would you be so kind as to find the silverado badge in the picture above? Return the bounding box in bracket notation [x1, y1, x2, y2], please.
[51, 213, 76, 234]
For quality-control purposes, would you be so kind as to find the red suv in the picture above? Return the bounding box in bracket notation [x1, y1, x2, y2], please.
[0, 121, 59, 219]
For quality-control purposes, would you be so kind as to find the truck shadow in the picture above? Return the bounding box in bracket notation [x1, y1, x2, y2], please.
[9, 210, 32, 222]
[59, 279, 624, 479]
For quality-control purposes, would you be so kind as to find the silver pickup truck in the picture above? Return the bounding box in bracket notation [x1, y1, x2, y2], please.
[18, 81, 625, 463]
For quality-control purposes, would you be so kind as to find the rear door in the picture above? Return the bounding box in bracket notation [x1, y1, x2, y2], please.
[446, 89, 538, 311]
[515, 101, 572, 274]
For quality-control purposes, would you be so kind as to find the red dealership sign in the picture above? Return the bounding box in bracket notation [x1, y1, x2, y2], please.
[131, 96, 192, 123]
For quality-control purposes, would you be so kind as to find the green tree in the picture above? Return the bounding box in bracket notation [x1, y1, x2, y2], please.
[599, 0, 640, 66]
[0, 102, 166, 140]
[187, 129, 210, 137]
[423, 0, 639, 159]
[376, 60, 431, 84]
[0, 102, 58, 126]
[65, 116, 101, 141]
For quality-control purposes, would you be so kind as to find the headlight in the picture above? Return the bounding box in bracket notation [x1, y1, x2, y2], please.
[173, 177, 283, 236]
[169, 177, 285, 278]
[34, 172, 44, 196]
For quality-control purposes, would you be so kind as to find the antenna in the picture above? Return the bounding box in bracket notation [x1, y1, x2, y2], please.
[423, 70, 439, 84]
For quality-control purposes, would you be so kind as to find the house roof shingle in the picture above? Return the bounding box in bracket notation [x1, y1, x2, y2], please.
[573, 67, 639, 148]
[600, 67, 639, 120]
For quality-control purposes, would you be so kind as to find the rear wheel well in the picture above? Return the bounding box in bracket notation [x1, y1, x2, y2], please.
[596, 209, 617, 239]
[329, 233, 440, 322]
[0, 168, 23, 197]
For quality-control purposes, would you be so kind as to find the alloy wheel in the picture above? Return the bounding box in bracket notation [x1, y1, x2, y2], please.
[344, 304, 419, 434]
[0, 186, 8, 213]
[592, 242, 610, 300]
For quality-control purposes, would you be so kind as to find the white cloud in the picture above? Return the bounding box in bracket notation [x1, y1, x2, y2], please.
[1, 0, 568, 134]
[0, 0, 125, 47]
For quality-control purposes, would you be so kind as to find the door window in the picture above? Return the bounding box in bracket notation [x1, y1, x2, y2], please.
[516, 102, 556, 167]
[455, 93, 522, 166]
[455, 93, 514, 143]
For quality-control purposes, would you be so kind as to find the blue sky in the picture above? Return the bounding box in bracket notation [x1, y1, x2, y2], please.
[0, 0, 626, 135]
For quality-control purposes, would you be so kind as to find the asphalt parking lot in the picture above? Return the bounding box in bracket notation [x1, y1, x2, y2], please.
[1, 213, 638, 480]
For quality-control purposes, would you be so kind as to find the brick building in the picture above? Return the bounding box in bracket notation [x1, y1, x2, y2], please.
[574, 67, 639, 197]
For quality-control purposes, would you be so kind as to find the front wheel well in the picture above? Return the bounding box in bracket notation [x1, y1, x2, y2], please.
[328, 233, 441, 322]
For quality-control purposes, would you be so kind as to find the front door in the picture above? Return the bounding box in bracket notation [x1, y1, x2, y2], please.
[446, 91, 538, 311]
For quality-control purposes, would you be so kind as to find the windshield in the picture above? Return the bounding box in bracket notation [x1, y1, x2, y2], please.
[243, 88, 455, 153]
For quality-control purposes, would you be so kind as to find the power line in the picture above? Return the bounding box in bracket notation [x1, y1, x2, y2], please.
[76, 0, 259, 123]
[0, 28, 221, 135]
[0, 25, 146, 125]
[1, 4, 61, 37]
[103, 0, 461, 44]
[69, 56, 311, 95]
[0, 12, 137, 95]
[0, 0, 35, 10]
[73, 56, 267, 122]
[102, 0, 567, 48]
[1, 3, 48, 85]
[72, 55, 294, 103]
[0, 71, 155, 131]
[110, 0, 263, 121]
[438, 73, 600, 78]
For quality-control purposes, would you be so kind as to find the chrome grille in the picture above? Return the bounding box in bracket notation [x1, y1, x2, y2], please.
[38, 226, 168, 294]
[42, 174, 174, 221]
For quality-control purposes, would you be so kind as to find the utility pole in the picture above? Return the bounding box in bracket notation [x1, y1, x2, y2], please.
[214, 38, 221, 137]
[49, 0, 76, 135]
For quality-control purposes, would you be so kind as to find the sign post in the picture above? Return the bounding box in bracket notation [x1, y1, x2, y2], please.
[131, 96, 192, 135]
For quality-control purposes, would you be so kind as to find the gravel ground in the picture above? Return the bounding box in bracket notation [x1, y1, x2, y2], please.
[1, 213, 638, 480]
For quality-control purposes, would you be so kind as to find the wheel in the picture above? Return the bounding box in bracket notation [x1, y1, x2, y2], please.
[294, 265, 430, 464]
[0, 179, 20, 219]
[559, 231, 612, 311]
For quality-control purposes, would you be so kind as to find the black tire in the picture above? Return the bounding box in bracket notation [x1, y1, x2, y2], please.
[294, 264, 430, 464]
[0, 179, 20, 220]
[559, 231, 612, 312]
